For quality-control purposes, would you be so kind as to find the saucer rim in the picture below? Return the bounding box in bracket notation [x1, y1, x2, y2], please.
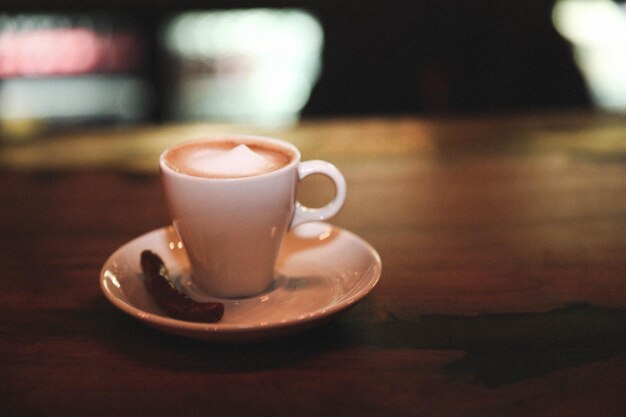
[99, 223, 381, 339]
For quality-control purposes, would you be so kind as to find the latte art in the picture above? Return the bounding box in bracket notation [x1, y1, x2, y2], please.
[182, 144, 276, 178]
[164, 141, 293, 179]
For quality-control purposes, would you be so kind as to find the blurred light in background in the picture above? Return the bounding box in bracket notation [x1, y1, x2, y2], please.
[553, 0, 626, 111]
[0, 13, 152, 141]
[161, 9, 323, 127]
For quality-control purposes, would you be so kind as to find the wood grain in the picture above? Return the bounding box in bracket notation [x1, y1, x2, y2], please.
[1, 112, 625, 416]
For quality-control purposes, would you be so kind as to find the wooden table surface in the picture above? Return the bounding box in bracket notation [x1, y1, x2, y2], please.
[1, 112, 625, 416]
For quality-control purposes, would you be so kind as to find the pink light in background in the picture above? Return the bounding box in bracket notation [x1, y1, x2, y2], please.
[0, 13, 152, 141]
[0, 28, 142, 78]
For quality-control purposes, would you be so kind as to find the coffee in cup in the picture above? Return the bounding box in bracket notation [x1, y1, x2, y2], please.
[160, 135, 346, 298]
[162, 140, 293, 179]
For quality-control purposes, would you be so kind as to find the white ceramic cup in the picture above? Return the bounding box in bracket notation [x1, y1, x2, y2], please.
[159, 135, 347, 298]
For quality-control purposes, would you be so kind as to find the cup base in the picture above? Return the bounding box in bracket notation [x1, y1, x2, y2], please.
[180, 274, 278, 300]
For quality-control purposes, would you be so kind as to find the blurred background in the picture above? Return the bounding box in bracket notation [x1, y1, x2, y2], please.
[1, 0, 625, 141]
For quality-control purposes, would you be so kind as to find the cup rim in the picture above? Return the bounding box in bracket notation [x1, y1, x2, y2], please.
[159, 134, 302, 182]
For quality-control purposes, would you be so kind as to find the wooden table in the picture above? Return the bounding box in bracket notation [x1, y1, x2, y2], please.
[2, 112, 625, 416]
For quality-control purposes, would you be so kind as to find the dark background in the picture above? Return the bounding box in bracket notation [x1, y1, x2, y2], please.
[2, 0, 591, 119]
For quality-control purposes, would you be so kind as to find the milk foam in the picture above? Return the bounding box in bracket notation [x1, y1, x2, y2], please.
[182, 144, 279, 178]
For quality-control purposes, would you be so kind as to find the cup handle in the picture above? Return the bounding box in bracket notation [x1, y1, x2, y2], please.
[290, 160, 347, 228]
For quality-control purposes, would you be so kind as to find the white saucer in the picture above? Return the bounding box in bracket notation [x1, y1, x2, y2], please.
[100, 222, 381, 342]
